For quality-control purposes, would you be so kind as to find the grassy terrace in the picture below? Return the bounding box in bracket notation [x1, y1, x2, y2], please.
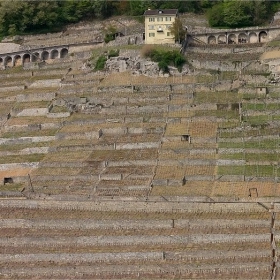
[219, 139, 279, 149]
[6, 116, 65, 126]
[217, 165, 276, 176]
[194, 91, 241, 103]
[242, 103, 280, 110]
[219, 152, 279, 161]
[0, 142, 50, 151]
[1, 129, 57, 138]
[12, 101, 50, 110]
[0, 154, 45, 164]
[219, 127, 280, 138]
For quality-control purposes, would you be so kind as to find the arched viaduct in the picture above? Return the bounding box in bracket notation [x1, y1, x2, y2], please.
[0, 45, 69, 68]
[191, 26, 280, 45]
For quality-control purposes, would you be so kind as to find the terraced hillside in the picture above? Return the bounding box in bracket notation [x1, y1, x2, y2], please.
[0, 32, 280, 278]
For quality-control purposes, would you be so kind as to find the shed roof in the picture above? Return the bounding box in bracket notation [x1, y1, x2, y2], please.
[144, 9, 178, 16]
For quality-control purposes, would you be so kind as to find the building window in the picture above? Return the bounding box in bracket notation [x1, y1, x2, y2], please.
[149, 17, 155, 22]
[166, 17, 172, 21]
[166, 25, 171, 29]
[167, 32, 171, 36]
[149, 33, 155, 37]
[157, 17, 163, 22]
[149, 25, 155, 30]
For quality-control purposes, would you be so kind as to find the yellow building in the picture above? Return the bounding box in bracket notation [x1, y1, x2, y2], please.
[144, 9, 178, 44]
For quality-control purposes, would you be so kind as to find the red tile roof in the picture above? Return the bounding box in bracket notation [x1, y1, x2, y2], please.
[144, 9, 178, 16]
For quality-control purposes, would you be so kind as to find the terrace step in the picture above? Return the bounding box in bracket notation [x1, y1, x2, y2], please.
[0, 262, 271, 279]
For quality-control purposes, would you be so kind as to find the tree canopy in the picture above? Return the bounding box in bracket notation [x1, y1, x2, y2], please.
[0, 0, 279, 39]
[207, 0, 279, 28]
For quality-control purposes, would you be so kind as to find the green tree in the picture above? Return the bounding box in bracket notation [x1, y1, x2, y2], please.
[207, 3, 225, 27]
[170, 17, 186, 43]
[222, 1, 252, 28]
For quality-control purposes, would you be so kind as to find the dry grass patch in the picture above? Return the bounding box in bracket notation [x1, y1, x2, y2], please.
[103, 166, 152, 175]
[190, 122, 217, 137]
[97, 178, 150, 187]
[87, 148, 158, 161]
[151, 181, 213, 197]
[185, 165, 216, 176]
[1, 129, 57, 138]
[0, 103, 14, 115]
[32, 167, 82, 176]
[212, 181, 280, 198]
[0, 182, 27, 192]
[13, 101, 50, 110]
[166, 110, 194, 118]
[165, 123, 190, 136]
[0, 154, 44, 164]
[154, 166, 186, 180]
[59, 123, 100, 133]
[42, 150, 90, 162]
[6, 116, 64, 126]
[0, 142, 50, 152]
[0, 168, 34, 180]
[99, 72, 195, 87]
[161, 141, 191, 149]
[165, 122, 217, 137]
[195, 91, 241, 104]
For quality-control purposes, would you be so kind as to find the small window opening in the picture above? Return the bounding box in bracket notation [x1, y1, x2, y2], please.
[249, 187, 258, 198]
[181, 135, 191, 143]
[4, 177, 13, 184]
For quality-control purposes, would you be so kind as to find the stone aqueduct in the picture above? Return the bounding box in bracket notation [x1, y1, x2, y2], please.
[190, 26, 280, 45]
[206, 30, 267, 44]
[0, 45, 69, 68]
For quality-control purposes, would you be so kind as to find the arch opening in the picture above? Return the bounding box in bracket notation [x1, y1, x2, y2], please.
[23, 54, 31, 64]
[228, 34, 236, 44]
[5, 56, 12, 67]
[217, 35, 226, 44]
[42, 51, 49, 61]
[32, 52, 40, 62]
[249, 32, 258, 43]
[60, 48, 68, 58]
[259, 31, 268, 43]
[14, 55, 22, 66]
[238, 33, 247, 43]
[50, 49, 59, 59]
[208, 35, 216, 44]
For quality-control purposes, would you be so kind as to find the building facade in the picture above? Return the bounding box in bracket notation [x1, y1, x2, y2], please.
[144, 9, 178, 44]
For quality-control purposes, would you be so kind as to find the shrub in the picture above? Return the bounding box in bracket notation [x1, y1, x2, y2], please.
[104, 25, 117, 44]
[142, 46, 186, 73]
[94, 55, 107, 71]
[141, 44, 154, 58]
[104, 33, 115, 43]
[108, 49, 119, 58]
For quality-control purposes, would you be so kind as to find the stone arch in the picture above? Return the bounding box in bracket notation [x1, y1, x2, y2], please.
[23, 53, 31, 64]
[259, 31, 268, 43]
[42, 50, 49, 61]
[249, 32, 258, 43]
[32, 52, 40, 62]
[217, 34, 226, 44]
[60, 48, 68, 58]
[50, 49, 59, 59]
[228, 34, 237, 44]
[208, 35, 216, 44]
[5, 56, 12, 67]
[14, 55, 22, 66]
[238, 33, 247, 43]
[0, 57, 3, 66]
